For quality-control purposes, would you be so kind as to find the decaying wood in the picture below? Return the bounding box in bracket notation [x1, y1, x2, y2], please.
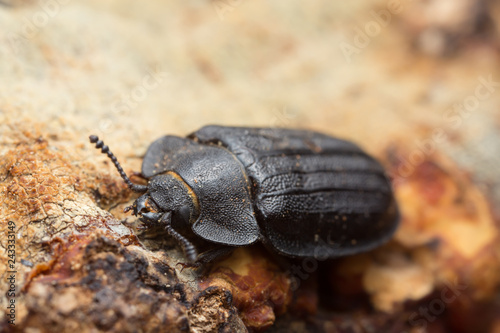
[1, 0, 500, 331]
[1, 120, 499, 332]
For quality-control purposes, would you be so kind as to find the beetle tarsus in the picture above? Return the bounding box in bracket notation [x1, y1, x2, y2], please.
[175, 247, 235, 273]
[176, 261, 201, 273]
[89, 135, 147, 193]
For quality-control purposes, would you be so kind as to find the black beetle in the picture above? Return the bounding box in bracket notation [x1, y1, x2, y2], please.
[90, 126, 399, 263]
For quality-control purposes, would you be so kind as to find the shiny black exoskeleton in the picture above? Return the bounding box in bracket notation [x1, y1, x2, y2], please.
[90, 126, 399, 263]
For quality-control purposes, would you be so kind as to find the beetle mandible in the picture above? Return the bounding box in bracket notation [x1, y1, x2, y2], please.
[89, 126, 399, 263]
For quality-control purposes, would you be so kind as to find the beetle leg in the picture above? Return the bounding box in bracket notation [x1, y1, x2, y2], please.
[160, 212, 198, 262]
[176, 247, 234, 273]
[196, 246, 234, 264]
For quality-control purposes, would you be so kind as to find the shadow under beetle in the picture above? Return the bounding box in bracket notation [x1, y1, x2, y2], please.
[90, 126, 399, 264]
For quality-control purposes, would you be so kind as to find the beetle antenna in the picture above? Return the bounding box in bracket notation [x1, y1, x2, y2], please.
[89, 135, 148, 193]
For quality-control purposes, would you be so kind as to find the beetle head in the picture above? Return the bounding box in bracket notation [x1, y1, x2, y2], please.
[127, 193, 162, 225]
[89, 135, 198, 227]
[128, 173, 197, 228]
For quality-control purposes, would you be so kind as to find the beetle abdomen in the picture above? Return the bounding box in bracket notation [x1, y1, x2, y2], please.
[192, 126, 399, 258]
[251, 150, 397, 258]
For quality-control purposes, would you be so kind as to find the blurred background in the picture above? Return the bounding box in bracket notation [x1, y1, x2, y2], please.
[1, 0, 500, 202]
[1, 0, 500, 332]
